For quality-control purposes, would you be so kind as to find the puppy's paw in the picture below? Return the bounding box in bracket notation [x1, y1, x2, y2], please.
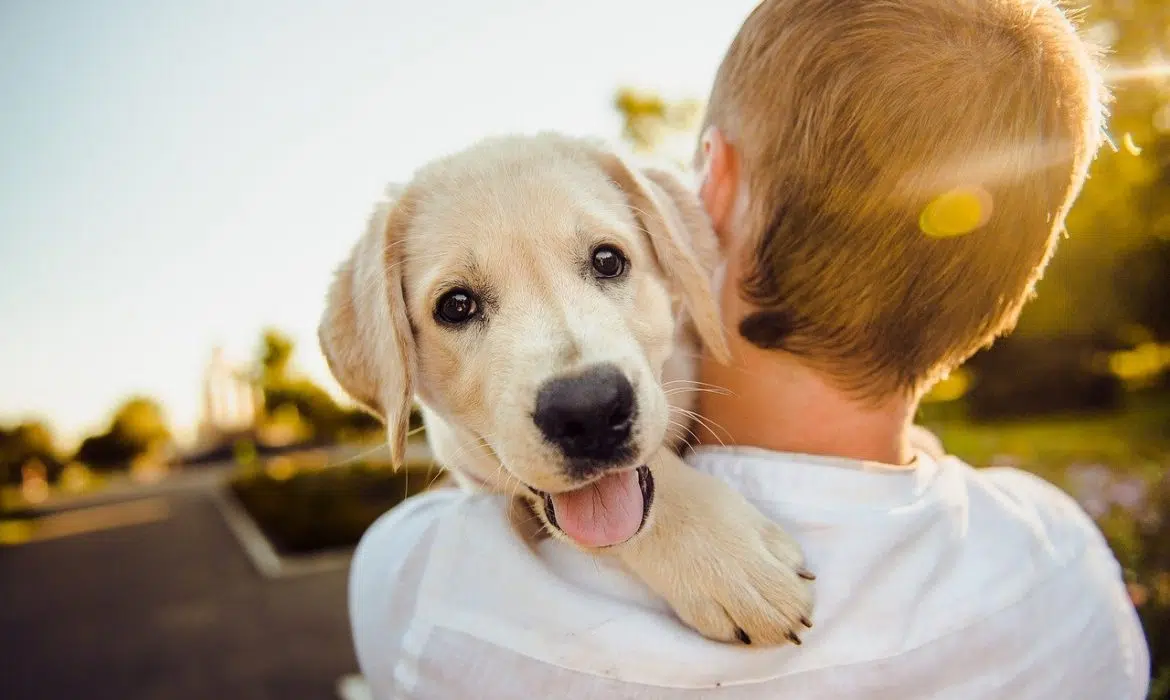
[612, 451, 816, 646]
[668, 519, 814, 646]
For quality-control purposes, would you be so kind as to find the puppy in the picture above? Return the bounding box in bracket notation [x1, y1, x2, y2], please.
[319, 133, 814, 645]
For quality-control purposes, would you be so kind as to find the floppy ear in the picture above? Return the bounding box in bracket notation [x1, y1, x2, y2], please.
[318, 189, 418, 467]
[594, 152, 730, 363]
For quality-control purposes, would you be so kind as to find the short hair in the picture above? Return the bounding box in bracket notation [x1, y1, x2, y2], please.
[701, 0, 1107, 397]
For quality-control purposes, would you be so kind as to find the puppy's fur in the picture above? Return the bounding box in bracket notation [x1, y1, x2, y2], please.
[320, 133, 814, 645]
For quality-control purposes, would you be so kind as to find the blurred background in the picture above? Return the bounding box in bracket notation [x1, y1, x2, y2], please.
[1, 0, 1168, 698]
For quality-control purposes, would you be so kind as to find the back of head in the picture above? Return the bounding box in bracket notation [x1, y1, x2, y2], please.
[703, 0, 1107, 398]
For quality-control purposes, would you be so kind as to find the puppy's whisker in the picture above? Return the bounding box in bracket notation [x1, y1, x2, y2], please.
[324, 441, 391, 469]
[662, 378, 734, 393]
[667, 418, 702, 446]
[673, 404, 731, 439]
[665, 387, 732, 397]
[446, 433, 496, 472]
[671, 406, 731, 447]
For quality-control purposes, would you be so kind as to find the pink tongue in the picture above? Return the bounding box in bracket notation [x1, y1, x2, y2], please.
[550, 469, 644, 548]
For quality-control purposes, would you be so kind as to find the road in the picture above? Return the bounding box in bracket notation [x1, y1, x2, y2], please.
[0, 484, 359, 699]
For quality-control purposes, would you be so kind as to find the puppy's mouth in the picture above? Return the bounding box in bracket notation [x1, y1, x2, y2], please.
[533, 465, 654, 548]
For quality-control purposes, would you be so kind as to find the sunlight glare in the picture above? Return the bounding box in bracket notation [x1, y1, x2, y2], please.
[919, 187, 993, 238]
[1106, 62, 1170, 84]
[1122, 132, 1143, 156]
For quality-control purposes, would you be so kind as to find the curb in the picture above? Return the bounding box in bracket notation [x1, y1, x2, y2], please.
[211, 487, 353, 579]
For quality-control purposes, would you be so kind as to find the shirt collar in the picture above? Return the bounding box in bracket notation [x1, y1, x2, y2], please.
[686, 444, 944, 509]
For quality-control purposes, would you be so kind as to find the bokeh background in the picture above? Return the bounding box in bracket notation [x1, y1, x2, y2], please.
[1, 1, 1168, 698]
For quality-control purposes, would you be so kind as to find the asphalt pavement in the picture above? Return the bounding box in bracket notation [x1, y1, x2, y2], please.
[0, 486, 358, 700]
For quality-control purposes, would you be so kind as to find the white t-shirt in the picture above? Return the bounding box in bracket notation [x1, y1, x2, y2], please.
[349, 447, 1150, 699]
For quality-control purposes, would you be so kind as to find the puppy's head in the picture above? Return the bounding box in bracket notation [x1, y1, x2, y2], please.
[320, 135, 726, 546]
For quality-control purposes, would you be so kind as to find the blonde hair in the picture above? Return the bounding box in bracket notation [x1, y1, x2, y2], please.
[702, 0, 1107, 397]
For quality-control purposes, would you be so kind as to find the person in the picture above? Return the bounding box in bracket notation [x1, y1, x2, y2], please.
[348, 0, 1150, 697]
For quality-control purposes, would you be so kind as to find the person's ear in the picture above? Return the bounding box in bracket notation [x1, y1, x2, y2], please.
[696, 126, 741, 246]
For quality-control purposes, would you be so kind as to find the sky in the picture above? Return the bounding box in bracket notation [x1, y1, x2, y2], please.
[0, 0, 760, 447]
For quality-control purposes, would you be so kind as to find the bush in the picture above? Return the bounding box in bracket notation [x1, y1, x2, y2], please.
[229, 460, 441, 555]
[965, 335, 1124, 420]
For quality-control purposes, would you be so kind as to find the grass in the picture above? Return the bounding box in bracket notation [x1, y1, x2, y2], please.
[919, 393, 1170, 485]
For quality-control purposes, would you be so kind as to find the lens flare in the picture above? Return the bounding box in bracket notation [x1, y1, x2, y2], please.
[1105, 63, 1170, 84]
[919, 186, 992, 238]
[1122, 132, 1143, 156]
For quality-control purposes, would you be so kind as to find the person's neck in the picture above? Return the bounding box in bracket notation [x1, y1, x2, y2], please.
[696, 338, 917, 466]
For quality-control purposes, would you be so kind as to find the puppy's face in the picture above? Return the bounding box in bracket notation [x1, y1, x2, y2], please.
[406, 145, 677, 493]
[320, 135, 726, 542]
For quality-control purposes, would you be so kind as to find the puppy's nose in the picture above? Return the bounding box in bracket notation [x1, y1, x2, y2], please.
[533, 364, 635, 462]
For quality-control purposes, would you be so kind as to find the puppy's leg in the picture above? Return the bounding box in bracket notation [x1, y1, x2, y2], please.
[611, 449, 814, 646]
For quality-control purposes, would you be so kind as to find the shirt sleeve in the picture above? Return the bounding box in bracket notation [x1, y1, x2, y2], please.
[348, 490, 463, 699]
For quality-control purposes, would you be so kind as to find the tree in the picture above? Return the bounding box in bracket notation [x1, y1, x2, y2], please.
[1115, 237, 1170, 342]
[614, 87, 703, 163]
[0, 421, 62, 485]
[1015, 0, 1170, 340]
[74, 397, 172, 471]
[260, 328, 295, 386]
[253, 328, 384, 444]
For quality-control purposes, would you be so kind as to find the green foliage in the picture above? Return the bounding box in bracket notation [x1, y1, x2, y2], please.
[259, 328, 295, 386]
[1115, 237, 1170, 342]
[73, 396, 171, 471]
[614, 87, 703, 162]
[919, 393, 1170, 483]
[253, 328, 385, 444]
[1017, 0, 1170, 340]
[229, 460, 439, 554]
[0, 421, 62, 485]
[963, 335, 1126, 420]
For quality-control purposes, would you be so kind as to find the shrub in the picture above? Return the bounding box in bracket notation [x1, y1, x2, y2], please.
[965, 334, 1124, 420]
[229, 460, 442, 555]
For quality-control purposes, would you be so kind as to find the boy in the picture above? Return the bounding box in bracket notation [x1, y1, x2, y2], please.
[350, 0, 1149, 696]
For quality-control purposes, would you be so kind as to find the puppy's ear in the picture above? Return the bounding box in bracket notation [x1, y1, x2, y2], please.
[595, 152, 730, 363]
[319, 190, 418, 466]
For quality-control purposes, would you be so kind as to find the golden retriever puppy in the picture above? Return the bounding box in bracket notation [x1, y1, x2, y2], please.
[319, 133, 814, 645]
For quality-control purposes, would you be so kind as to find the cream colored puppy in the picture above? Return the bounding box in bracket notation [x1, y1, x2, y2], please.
[319, 133, 814, 645]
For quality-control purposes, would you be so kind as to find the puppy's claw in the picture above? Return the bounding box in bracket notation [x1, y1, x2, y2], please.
[798, 568, 817, 581]
[801, 615, 813, 628]
[614, 454, 815, 649]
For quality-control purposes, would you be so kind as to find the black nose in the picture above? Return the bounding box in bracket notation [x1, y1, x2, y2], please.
[533, 364, 636, 463]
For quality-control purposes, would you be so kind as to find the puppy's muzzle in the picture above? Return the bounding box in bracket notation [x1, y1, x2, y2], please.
[533, 363, 636, 469]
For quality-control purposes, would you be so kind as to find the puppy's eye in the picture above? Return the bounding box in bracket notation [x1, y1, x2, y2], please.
[591, 245, 627, 279]
[436, 289, 479, 325]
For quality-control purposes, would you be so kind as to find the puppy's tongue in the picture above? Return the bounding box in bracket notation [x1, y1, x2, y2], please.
[550, 469, 643, 548]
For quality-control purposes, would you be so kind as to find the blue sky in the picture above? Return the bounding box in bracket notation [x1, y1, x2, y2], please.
[0, 0, 758, 446]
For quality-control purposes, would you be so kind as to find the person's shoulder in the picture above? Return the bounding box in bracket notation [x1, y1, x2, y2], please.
[966, 464, 1112, 556]
[348, 489, 455, 626]
[957, 463, 1150, 696]
[352, 489, 457, 575]
[349, 488, 504, 611]
[349, 488, 530, 689]
[949, 462, 1135, 629]
[350, 493, 492, 632]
